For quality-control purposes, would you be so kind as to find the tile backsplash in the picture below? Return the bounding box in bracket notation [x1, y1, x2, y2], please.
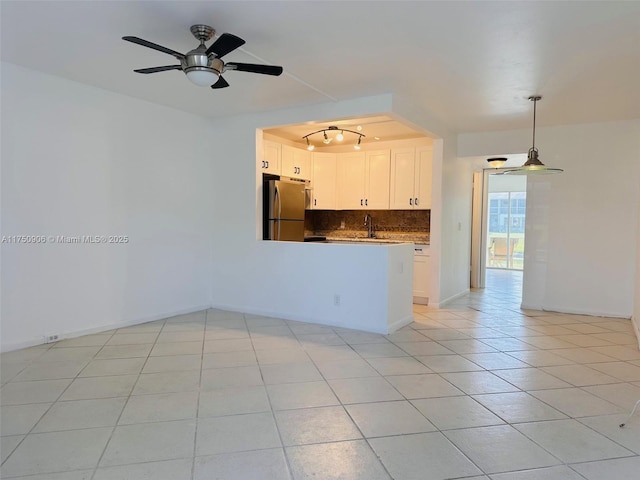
[305, 210, 430, 236]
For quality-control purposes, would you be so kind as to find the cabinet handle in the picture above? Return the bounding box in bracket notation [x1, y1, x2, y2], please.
[266, 161, 269, 168]
[262, 161, 265, 168]
[409, 198, 413, 206]
[365, 199, 368, 206]
[360, 199, 363, 206]
[415, 197, 419, 206]
[314, 199, 317, 206]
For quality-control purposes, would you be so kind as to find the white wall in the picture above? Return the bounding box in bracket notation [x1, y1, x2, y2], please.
[459, 120, 640, 318]
[1, 63, 215, 351]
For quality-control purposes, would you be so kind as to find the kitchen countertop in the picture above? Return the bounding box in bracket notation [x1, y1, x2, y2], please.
[324, 235, 429, 245]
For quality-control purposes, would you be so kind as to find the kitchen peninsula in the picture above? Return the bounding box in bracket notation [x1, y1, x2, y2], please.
[258, 238, 415, 334]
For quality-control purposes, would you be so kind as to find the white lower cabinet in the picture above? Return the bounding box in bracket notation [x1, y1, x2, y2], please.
[413, 244, 430, 304]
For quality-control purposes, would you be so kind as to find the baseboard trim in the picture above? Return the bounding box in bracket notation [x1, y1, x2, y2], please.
[388, 314, 414, 334]
[430, 289, 470, 309]
[529, 304, 632, 319]
[210, 302, 392, 335]
[0, 303, 211, 353]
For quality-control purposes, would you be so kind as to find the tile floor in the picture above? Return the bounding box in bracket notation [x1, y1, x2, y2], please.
[1, 270, 639, 479]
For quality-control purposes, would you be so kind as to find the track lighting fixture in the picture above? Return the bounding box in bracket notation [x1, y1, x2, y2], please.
[305, 137, 315, 151]
[302, 126, 366, 150]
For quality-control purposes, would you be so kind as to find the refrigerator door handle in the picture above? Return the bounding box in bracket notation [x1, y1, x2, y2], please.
[275, 185, 282, 240]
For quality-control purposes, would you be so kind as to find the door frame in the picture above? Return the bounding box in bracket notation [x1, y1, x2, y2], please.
[470, 170, 491, 288]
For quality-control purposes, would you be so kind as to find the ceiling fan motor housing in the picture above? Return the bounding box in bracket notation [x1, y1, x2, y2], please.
[184, 48, 223, 75]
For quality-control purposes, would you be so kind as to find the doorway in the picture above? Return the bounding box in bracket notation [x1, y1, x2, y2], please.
[487, 176, 526, 271]
[471, 170, 527, 289]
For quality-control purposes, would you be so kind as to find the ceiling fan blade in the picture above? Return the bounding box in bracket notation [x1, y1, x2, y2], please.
[133, 65, 182, 74]
[226, 62, 283, 76]
[122, 36, 185, 60]
[205, 33, 245, 58]
[211, 76, 230, 89]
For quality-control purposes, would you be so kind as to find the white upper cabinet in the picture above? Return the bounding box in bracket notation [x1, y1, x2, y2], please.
[311, 152, 337, 210]
[366, 150, 391, 209]
[259, 140, 430, 211]
[261, 140, 281, 175]
[414, 146, 433, 210]
[337, 152, 367, 209]
[337, 150, 390, 209]
[390, 147, 432, 209]
[281, 145, 311, 180]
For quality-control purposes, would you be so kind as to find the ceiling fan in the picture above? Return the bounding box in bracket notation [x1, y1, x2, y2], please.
[122, 24, 283, 89]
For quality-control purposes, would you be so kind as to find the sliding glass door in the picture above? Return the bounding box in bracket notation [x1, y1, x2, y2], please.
[487, 191, 526, 270]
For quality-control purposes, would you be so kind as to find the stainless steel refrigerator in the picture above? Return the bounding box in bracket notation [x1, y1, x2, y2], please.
[265, 178, 306, 241]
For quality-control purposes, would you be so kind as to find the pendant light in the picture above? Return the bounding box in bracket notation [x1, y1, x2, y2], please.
[487, 157, 507, 169]
[504, 96, 563, 175]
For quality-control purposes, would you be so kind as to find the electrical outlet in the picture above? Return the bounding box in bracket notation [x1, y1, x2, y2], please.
[44, 334, 59, 344]
[333, 294, 341, 306]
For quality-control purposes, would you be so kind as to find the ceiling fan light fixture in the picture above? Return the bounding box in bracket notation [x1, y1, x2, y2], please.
[487, 157, 507, 169]
[122, 25, 283, 91]
[185, 68, 218, 86]
[504, 96, 563, 175]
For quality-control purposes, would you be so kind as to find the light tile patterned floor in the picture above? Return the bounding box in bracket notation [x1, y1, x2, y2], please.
[1, 270, 639, 479]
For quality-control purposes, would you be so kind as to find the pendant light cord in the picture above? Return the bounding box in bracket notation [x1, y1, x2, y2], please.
[532, 98, 536, 151]
[529, 95, 541, 153]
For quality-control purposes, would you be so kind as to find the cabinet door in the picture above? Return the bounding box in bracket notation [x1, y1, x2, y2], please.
[281, 145, 296, 178]
[365, 150, 390, 209]
[281, 145, 311, 180]
[293, 148, 311, 180]
[414, 147, 433, 210]
[262, 141, 281, 174]
[389, 148, 416, 209]
[337, 152, 366, 209]
[413, 254, 430, 302]
[311, 153, 337, 209]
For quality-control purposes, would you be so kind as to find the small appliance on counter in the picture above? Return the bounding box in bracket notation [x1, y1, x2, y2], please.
[263, 175, 307, 241]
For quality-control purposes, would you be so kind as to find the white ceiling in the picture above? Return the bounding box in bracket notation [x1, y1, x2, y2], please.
[2, 1, 639, 133]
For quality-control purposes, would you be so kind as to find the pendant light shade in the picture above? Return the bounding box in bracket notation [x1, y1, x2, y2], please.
[504, 96, 563, 175]
[487, 157, 507, 169]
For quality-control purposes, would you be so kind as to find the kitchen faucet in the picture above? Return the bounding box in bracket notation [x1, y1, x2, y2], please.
[364, 214, 375, 238]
